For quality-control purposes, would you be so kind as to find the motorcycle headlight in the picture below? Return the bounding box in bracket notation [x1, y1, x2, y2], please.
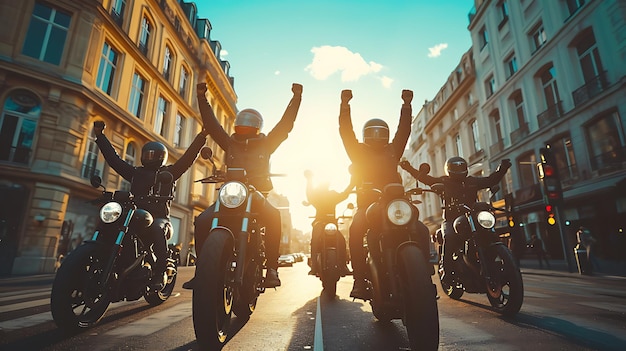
[324, 223, 338, 234]
[100, 202, 123, 223]
[477, 211, 496, 229]
[386, 199, 413, 226]
[219, 181, 248, 208]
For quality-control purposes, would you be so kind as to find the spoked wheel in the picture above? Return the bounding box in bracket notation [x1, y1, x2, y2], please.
[397, 244, 440, 351]
[144, 257, 177, 306]
[51, 242, 111, 331]
[233, 261, 261, 319]
[438, 247, 463, 300]
[485, 244, 524, 316]
[193, 229, 235, 350]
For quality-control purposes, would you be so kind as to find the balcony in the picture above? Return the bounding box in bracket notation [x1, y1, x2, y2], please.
[81, 163, 101, 179]
[468, 149, 485, 164]
[490, 140, 504, 155]
[138, 42, 148, 56]
[110, 9, 123, 27]
[537, 101, 564, 128]
[572, 71, 609, 107]
[510, 123, 529, 145]
[590, 147, 626, 175]
[0, 146, 31, 164]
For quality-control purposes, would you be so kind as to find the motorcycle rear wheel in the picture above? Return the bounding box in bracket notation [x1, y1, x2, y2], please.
[485, 244, 524, 316]
[193, 229, 235, 349]
[397, 245, 440, 351]
[50, 242, 111, 331]
[320, 249, 339, 297]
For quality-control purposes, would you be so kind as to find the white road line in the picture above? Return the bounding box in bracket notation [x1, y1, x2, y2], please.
[104, 301, 191, 337]
[313, 296, 323, 351]
[0, 298, 50, 313]
[0, 311, 52, 330]
[0, 290, 50, 303]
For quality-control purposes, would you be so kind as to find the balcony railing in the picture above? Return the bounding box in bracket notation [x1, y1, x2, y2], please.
[490, 140, 504, 155]
[590, 147, 626, 175]
[138, 42, 148, 56]
[81, 163, 101, 179]
[110, 9, 123, 27]
[572, 71, 609, 107]
[537, 101, 564, 128]
[510, 123, 529, 145]
[0, 146, 31, 164]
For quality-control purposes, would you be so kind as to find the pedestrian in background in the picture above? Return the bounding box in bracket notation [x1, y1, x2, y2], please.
[527, 234, 550, 269]
[576, 226, 598, 274]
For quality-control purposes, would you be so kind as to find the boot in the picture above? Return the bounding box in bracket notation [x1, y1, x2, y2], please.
[182, 277, 195, 290]
[349, 278, 371, 300]
[264, 268, 281, 288]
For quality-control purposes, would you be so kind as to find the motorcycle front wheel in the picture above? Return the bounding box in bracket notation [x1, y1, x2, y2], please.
[485, 244, 524, 316]
[193, 229, 235, 350]
[320, 249, 340, 297]
[438, 246, 464, 300]
[397, 244, 440, 351]
[50, 242, 111, 331]
[144, 257, 177, 306]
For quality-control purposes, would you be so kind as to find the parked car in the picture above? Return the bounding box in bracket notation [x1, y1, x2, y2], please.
[278, 254, 295, 267]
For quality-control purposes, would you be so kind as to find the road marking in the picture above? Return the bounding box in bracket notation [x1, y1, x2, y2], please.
[0, 288, 51, 299]
[314, 297, 323, 351]
[104, 301, 191, 337]
[0, 298, 50, 313]
[577, 301, 626, 313]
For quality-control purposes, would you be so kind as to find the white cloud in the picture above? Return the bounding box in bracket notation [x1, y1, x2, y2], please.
[305, 45, 383, 82]
[380, 76, 393, 89]
[220, 49, 229, 57]
[427, 43, 448, 58]
[274, 71, 281, 75]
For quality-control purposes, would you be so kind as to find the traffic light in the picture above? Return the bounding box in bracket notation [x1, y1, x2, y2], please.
[508, 215, 515, 228]
[538, 147, 563, 204]
[545, 204, 556, 225]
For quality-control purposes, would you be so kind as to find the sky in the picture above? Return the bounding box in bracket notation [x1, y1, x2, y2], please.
[194, 0, 474, 232]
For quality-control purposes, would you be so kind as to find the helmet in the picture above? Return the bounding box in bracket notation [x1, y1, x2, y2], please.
[141, 141, 168, 169]
[235, 108, 263, 135]
[363, 118, 389, 148]
[445, 156, 468, 180]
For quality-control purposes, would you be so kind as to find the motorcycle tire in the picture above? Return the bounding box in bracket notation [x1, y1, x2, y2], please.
[397, 244, 440, 351]
[485, 244, 524, 316]
[233, 260, 261, 319]
[320, 249, 339, 297]
[144, 258, 177, 306]
[51, 242, 111, 331]
[438, 246, 464, 300]
[193, 229, 235, 349]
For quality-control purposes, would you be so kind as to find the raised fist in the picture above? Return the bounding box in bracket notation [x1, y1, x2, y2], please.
[93, 120, 105, 136]
[501, 158, 512, 170]
[292, 83, 303, 96]
[196, 82, 208, 95]
[399, 159, 412, 171]
[341, 90, 353, 104]
[402, 90, 413, 104]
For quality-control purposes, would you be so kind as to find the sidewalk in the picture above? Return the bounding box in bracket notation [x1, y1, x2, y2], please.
[519, 258, 626, 281]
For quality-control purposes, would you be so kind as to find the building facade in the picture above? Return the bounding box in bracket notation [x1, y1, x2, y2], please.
[0, 0, 237, 275]
[405, 0, 626, 269]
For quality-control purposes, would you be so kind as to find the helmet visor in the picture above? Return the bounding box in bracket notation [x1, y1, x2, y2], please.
[363, 126, 389, 145]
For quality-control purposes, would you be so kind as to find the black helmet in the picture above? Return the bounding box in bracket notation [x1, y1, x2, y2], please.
[445, 156, 468, 180]
[141, 141, 167, 169]
[235, 108, 263, 135]
[363, 118, 389, 148]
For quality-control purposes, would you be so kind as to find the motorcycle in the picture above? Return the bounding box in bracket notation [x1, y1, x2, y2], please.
[360, 182, 439, 350]
[51, 172, 178, 331]
[303, 202, 352, 297]
[192, 147, 274, 349]
[427, 176, 524, 316]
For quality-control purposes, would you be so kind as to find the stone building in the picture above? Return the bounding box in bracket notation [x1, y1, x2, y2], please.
[0, 0, 236, 275]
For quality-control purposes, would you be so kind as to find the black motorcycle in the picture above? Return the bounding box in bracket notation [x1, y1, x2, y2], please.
[192, 148, 273, 349]
[51, 172, 178, 331]
[429, 183, 524, 316]
[360, 182, 439, 350]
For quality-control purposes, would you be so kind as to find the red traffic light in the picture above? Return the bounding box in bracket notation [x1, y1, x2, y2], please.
[543, 165, 555, 177]
[545, 205, 553, 212]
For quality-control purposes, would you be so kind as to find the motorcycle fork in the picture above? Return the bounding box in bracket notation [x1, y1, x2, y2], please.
[233, 194, 256, 286]
[100, 209, 134, 288]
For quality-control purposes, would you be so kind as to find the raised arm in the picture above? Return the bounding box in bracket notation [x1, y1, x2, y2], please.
[93, 121, 135, 180]
[196, 83, 230, 151]
[477, 159, 512, 188]
[390, 90, 413, 158]
[338, 89, 359, 160]
[266, 83, 303, 153]
[167, 131, 208, 180]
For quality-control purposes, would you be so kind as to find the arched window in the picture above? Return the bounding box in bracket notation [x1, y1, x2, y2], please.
[138, 15, 152, 56]
[0, 90, 41, 164]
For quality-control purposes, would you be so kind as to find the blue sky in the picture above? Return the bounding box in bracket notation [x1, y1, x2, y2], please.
[194, 0, 473, 231]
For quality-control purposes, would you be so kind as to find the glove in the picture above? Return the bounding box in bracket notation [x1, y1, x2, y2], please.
[341, 90, 353, 104]
[500, 158, 512, 171]
[399, 160, 412, 171]
[401, 90, 413, 104]
[292, 83, 303, 96]
[93, 121, 105, 136]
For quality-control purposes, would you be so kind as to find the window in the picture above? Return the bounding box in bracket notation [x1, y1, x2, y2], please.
[512, 92, 527, 128]
[82, 128, 102, 179]
[505, 55, 518, 79]
[541, 65, 561, 110]
[576, 30, 604, 83]
[479, 26, 488, 50]
[96, 42, 119, 95]
[490, 111, 503, 147]
[455, 133, 463, 158]
[566, 0, 585, 17]
[549, 136, 578, 184]
[471, 120, 481, 153]
[531, 24, 547, 53]
[138, 16, 152, 56]
[0, 90, 41, 164]
[173, 114, 185, 147]
[22, 2, 71, 65]
[485, 75, 496, 98]
[163, 46, 173, 81]
[497, 1, 509, 28]
[179, 66, 189, 98]
[110, 0, 126, 26]
[128, 72, 146, 118]
[586, 111, 626, 172]
[518, 153, 538, 188]
[154, 96, 168, 137]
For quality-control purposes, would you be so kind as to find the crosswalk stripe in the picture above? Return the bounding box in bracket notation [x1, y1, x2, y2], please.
[0, 298, 50, 313]
[104, 301, 191, 337]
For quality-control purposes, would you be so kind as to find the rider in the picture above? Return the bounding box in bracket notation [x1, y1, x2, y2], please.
[182, 82, 303, 289]
[339, 88, 429, 300]
[93, 120, 208, 289]
[304, 170, 353, 276]
[400, 156, 512, 284]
